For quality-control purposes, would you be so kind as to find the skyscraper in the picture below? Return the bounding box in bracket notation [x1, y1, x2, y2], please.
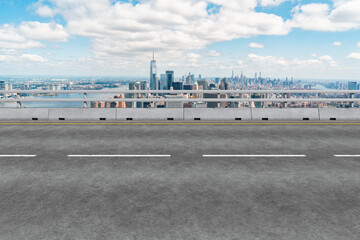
[191, 74, 195, 84]
[126, 82, 135, 108]
[219, 78, 229, 90]
[160, 74, 167, 90]
[186, 75, 191, 85]
[0, 80, 5, 90]
[0, 80, 5, 98]
[172, 82, 183, 90]
[166, 71, 174, 90]
[348, 81, 357, 91]
[150, 51, 157, 90]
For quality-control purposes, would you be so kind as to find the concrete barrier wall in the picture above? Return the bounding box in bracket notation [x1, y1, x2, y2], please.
[319, 108, 360, 120]
[0, 108, 50, 120]
[0, 108, 360, 121]
[184, 108, 252, 120]
[116, 109, 183, 120]
[251, 108, 320, 120]
[49, 108, 117, 120]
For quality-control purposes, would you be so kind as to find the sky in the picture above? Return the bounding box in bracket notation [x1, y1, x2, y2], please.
[0, 0, 360, 80]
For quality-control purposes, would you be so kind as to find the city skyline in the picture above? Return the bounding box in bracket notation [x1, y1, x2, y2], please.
[0, 0, 360, 79]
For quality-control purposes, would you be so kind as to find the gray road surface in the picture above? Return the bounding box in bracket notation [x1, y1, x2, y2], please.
[0, 122, 359, 240]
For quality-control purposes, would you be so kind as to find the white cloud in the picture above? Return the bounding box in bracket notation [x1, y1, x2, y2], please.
[0, 55, 17, 62]
[319, 55, 338, 67]
[36, 5, 55, 18]
[0, 52, 47, 63]
[259, 0, 289, 7]
[333, 41, 342, 46]
[357, 42, 360, 47]
[20, 54, 47, 62]
[247, 53, 338, 69]
[0, 21, 68, 49]
[33, 0, 289, 60]
[187, 53, 202, 59]
[319, 55, 333, 61]
[19, 22, 68, 42]
[0, 24, 45, 49]
[248, 53, 321, 68]
[206, 50, 221, 57]
[288, 1, 360, 31]
[347, 52, 360, 59]
[248, 42, 265, 48]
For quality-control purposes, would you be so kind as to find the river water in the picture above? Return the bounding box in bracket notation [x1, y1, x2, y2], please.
[0, 86, 128, 108]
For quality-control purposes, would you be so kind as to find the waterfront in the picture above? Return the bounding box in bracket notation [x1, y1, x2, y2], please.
[0, 86, 128, 108]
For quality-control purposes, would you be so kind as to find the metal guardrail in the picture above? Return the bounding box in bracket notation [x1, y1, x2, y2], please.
[0, 90, 359, 108]
[0, 90, 360, 94]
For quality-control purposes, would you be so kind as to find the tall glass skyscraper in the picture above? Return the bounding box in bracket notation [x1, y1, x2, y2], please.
[166, 70, 174, 90]
[150, 52, 157, 90]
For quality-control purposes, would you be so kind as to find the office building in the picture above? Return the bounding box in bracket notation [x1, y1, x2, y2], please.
[0, 80, 5, 97]
[191, 74, 195, 84]
[150, 52, 157, 90]
[141, 81, 147, 90]
[348, 82, 357, 91]
[165, 94, 185, 108]
[0, 80, 5, 90]
[197, 80, 209, 90]
[183, 84, 193, 90]
[160, 74, 167, 90]
[126, 82, 135, 108]
[172, 82, 183, 90]
[219, 78, 229, 90]
[166, 71, 174, 90]
[204, 93, 218, 108]
[186, 75, 191, 85]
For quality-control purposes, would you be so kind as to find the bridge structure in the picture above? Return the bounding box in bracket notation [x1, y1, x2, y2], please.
[0, 89, 359, 121]
[1, 89, 360, 239]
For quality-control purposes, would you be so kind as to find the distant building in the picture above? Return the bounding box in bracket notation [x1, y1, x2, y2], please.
[141, 81, 147, 90]
[186, 75, 191, 85]
[165, 94, 185, 108]
[0, 80, 5, 90]
[166, 71, 174, 90]
[204, 93, 218, 108]
[184, 84, 193, 91]
[172, 82, 183, 90]
[348, 82, 357, 91]
[197, 80, 209, 90]
[0, 80, 5, 97]
[191, 74, 195, 84]
[160, 74, 167, 90]
[126, 82, 135, 108]
[219, 78, 229, 90]
[150, 52, 157, 90]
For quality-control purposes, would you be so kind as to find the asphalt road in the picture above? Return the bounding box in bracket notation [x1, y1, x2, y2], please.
[0, 122, 360, 240]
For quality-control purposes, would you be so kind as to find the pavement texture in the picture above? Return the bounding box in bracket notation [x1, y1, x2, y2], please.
[0, 122, 359, 240]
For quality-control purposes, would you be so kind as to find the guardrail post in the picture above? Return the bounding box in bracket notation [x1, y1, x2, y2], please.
[350, 93, 354, 108]
[16, 93, 22, 108]
[83, 93, 88, 108]
[263, 93, 267, 108]
[217, 93, 220, 108]
[283, 93, 288, 108]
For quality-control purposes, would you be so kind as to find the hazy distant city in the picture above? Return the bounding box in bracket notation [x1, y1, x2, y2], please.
[1, 55, 359, 109]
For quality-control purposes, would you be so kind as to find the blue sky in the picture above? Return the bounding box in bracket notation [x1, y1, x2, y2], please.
[0, 0, 360, 80]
